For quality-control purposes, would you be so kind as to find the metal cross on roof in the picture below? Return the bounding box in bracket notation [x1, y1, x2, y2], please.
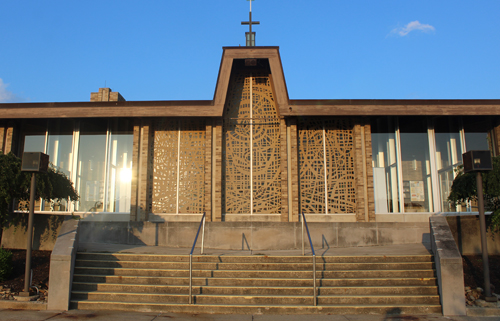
[241, 0, 260, 46]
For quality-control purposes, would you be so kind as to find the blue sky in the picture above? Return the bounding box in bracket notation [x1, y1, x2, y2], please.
[0, 1, 499, 103]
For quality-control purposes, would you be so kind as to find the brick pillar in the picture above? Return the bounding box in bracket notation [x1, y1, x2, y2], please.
[3, 125, 16, 154]
[289, 118, 299, 222]
[363, 120, 376, 221]
[493, 120, 500, 156]
[213, 119, 223, 221]
[0, 126, 5, 153]
[204, 122, 213, 221]
[354, 119, 376, 222]
[130, 119, 152, 221]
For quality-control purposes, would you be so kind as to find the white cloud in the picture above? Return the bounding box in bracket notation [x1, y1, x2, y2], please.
[0, 78, 22, 103]
[391, 21, 435, 37]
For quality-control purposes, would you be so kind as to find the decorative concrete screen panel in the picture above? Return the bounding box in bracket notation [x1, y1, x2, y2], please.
[298, 118, 356, 214]
[222, 67, 281, 214]
[152, 119, 205, 214]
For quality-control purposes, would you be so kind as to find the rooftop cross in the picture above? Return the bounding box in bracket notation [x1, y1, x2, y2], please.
[241, 0, 260, 46]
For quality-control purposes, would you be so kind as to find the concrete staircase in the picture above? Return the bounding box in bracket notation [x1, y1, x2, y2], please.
[69, 252, 442, 314]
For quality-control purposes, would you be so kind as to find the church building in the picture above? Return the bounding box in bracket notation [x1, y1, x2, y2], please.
[1, 5, 500, 251]
[1, 45, 499, 227]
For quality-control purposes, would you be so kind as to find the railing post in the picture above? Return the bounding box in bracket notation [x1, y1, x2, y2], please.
[313, 254, 317, 306]
[188, 212, 206, 305]
[189, 254, 193, 304]
[301, 213, 305, 256]
[201, 213, 206, 255]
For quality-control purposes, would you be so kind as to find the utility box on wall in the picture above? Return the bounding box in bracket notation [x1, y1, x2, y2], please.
[21, 152, 49, 172]
[463, 150, 492, 173]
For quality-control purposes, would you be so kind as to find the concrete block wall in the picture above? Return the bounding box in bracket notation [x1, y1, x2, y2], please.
[1, 213, 70, 250]
[430, 216, 466, 316]
[446, 215, 500, 255]
[78, 221, 431, 250]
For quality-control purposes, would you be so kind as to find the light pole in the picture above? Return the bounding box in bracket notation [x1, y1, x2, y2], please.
[463, 150, 497, 302]
[20, 152, 49, 297]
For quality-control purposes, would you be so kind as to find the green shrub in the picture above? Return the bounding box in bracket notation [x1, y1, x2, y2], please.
[0, 247, 13, 281]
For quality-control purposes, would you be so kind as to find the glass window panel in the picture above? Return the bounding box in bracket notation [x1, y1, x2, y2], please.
[399, 117, 433, 212]
[371, 117, 400, 213]
[20, 120, 47, 211]
[44, 120, 74, 212]
[75, 120, 107, 212]
[434, 118, 463, 212]
[464, 117, 491, 151]
[106, 120, 133, 213]
[22, 120, 47, 153]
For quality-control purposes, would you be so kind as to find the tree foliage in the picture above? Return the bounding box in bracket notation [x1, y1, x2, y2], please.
[448, 155, 500, 233]
[0, 152, 79, 228]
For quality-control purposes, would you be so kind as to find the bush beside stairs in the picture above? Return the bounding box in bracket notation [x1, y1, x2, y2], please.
[69, 252, 442, 314]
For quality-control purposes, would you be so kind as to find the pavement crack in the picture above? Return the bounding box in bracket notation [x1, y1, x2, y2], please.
[43, 313, 63, 320]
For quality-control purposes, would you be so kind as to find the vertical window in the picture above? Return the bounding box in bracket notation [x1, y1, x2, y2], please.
[434, 118, 463, 212]
[106, 120, 133, 213]
[371, 117, 401, 213]
[399, 117, 433, 212]
[22, 120, 47, 153]
[20, 120, 48, 211]
[463, 117, 491, 151]
[20, 118, 133, 214]
[45, 119, 74, 211]
[75, 120, 107, 212]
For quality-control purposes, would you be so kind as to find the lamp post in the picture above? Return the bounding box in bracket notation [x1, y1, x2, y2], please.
[462, 150, 497, 302]
[20, 152, 49, 296]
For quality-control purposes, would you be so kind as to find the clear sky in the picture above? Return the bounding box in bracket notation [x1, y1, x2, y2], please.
[0, 1, 499, 103]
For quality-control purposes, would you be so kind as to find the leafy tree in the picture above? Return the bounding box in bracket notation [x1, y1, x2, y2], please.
[448, 155, 500, 233]
[0, 152, 79, 229]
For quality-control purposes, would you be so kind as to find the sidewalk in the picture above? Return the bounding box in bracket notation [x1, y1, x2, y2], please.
[0, 310, 498, 321]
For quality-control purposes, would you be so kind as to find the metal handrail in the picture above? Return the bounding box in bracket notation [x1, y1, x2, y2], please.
[189, 212, 206, 304]
[301, 212, 317, 306]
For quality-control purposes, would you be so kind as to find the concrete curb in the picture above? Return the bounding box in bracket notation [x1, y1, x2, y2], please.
[0, 300, 47, 310]
[467, 306, 500, 316]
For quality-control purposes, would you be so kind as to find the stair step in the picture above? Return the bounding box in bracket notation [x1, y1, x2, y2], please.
[73, 267, 436, 278]
[75, 253, 433, 263]
[71, 291, 440, 306]
[74, 259, 434, 270]
[71, 282, 438, 296]
[70, 253, 442, 314]
[73, 274, 438, 286]
[70, 300, 442, 314]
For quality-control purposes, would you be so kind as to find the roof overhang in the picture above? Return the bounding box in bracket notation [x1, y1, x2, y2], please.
[2, 45, 500, 119]
[286, 99, 500, 116]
